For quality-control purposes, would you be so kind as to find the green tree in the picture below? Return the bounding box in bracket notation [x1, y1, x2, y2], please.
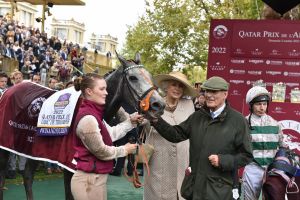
[122, 0, 264, 82]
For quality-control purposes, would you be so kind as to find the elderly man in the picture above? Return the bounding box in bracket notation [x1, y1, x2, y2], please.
[151, 76, 253, 200]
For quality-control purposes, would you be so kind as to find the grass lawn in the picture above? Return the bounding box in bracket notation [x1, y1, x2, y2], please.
[4, 169, 143, 200]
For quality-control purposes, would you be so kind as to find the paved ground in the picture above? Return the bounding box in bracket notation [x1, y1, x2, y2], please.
[4, 175, 143, 200]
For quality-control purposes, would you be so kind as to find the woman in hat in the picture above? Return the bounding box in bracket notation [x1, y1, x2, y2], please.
[144, 71, 196, 200]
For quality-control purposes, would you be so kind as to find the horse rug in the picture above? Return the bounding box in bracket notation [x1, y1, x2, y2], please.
[0, 82, 78, 172]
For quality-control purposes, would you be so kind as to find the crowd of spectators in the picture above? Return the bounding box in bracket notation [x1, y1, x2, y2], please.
[0, 14, 86, 88]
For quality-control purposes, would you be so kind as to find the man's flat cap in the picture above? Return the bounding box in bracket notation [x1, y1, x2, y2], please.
[201, 76, 229, 91]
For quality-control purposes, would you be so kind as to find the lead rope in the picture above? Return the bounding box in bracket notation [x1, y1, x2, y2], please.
[123, 125, 151, 188]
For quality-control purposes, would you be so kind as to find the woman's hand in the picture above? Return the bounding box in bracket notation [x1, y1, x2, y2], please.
[124, 143, 138, 155]
[129, 113, 145, 124]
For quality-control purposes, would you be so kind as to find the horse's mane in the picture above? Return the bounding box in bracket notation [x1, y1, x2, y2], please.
[103, 69, 117, 79]
[103, 60, 139, 79]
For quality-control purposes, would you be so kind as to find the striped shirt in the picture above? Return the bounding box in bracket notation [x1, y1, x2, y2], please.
[246, 114, 283, 167]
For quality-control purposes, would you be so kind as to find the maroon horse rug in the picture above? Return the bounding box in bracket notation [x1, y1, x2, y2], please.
[0, 82, 78, 172]
[263, 148, 300, 200]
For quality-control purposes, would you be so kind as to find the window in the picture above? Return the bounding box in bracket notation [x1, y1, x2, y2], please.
[25, 12, 32, 26]
[74, 30, 82, 43]
[0, 8, 9, 16]
[110, 44, 115, 55]
[57, 28, 67, 40]
[95, 42, 106, 52]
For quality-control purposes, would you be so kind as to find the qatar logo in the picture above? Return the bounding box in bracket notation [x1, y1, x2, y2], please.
[213, 25, 228, 39]
[28, 97, 46, 118]
[279, 120, 300, 153]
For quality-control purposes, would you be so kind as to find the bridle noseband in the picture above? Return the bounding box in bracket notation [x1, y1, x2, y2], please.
[123, 64, 156, 113]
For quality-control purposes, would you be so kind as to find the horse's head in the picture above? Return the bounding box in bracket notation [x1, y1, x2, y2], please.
[104, 52, 165, 121]
[118, 52, 165, 119]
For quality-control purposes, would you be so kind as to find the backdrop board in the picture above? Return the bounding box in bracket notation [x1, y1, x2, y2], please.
[207, 19, 300, 154]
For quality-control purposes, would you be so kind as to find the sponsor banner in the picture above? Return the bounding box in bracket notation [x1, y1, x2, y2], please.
[208, 19, 300, 154]
[231, 20, 300, 59]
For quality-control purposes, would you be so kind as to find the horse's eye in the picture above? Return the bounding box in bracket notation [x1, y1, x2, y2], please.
[129, 76, 138, 81]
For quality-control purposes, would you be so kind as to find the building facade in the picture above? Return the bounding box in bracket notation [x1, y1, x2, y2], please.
[89, 33, 118, 57]
[51, 18, 85, 44]
[0, 1, 37, 27]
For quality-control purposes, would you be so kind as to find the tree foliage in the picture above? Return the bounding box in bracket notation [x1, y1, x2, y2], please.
[122, 0, 265, 82]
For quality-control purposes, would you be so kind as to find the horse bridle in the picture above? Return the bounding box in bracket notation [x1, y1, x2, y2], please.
[123, 64, 156, 113]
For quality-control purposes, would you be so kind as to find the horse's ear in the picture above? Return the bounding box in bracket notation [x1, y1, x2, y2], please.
[116, 51, 129, 67]
[134, 52, 141, 64]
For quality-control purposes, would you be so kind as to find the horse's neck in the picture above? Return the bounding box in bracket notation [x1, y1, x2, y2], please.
[104, 69, 123, 122]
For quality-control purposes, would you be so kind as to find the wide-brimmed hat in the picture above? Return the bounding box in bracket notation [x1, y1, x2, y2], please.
[201, 76, 229, 91]
[154, 71, 197, 97]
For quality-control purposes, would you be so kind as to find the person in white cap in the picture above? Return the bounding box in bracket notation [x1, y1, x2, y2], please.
[242, 86, 284, 200]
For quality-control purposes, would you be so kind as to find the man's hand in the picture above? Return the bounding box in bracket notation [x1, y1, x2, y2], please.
[208, 154, 219, 167]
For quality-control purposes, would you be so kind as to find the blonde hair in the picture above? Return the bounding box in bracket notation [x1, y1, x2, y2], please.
[11, 70, 23, 79]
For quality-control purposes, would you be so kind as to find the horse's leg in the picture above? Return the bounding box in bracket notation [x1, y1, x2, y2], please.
[0, 150, 9, 200]
[63, 169, 74, 200]
[22, 159, 38, 200]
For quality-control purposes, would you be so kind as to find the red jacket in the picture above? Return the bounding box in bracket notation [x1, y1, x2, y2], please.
[73, 99, 113, 174]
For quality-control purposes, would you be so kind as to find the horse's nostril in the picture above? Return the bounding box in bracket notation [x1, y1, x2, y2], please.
[151, 101, 165, 111]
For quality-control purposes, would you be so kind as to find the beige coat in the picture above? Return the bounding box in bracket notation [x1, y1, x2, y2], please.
[144, 98, 195, 200]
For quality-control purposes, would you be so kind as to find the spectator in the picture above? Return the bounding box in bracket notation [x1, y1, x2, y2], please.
[6, 25, 15, 44]
[21, 60, 33, 80]
[194, 90, 206, 111]
[48, 77, 58, 89]
[31, 74, 41, 84]
[0, 72, 8, 96]
[49, 63, 59, 79]
[58, 64, 70, 83]
[65, 81, 74, 88]
[11, 70, 23, 84]
[54, 82, 65, 91]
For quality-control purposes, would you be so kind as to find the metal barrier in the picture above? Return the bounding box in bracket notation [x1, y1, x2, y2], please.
[83, 62, 112, 76]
